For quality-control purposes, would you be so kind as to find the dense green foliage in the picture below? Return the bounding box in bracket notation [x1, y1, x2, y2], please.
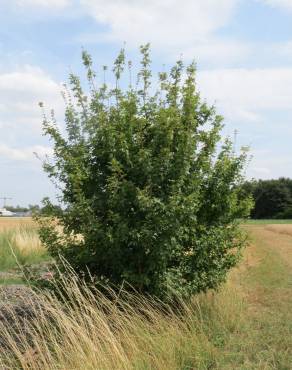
[39, 46, 252, 298]
[243, 178, 292, 219]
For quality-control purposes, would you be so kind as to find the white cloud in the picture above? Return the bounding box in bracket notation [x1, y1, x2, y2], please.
[0, 65, 63, 130]
[13, 0, 70, 8]
[0, 66, 60, 204]
[0, 143, 53, 161]
[79, 0, 246, 63]
[260, 0, 292, 10]
[197, 67, 292, 123]
[183, 38, 251, 65]
[274, 40, 292, 57]
[249, 166, 271, 176]
[247, 154, 292, 179]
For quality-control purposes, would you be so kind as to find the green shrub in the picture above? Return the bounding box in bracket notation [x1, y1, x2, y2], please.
[38, 45, 252, 299]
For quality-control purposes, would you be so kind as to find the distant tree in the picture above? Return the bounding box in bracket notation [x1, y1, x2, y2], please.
[244, 178, 292, 219]
[28, 204, 41, 215]
[40, 197, 62, 216]
[38, 45, 252, 299]
[5, 205, 29, 213]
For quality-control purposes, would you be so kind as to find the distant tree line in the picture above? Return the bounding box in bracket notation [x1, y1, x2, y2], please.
[6, 200, 61, 215]
[242, 178, 292, 219]
[5, 204, 37, 213]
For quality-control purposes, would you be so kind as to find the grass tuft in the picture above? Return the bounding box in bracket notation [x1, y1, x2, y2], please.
[0, 272, 246, 370]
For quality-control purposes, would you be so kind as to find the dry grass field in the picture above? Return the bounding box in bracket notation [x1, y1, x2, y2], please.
[0, 217, 35, 231]
[0, 219, 291, 369]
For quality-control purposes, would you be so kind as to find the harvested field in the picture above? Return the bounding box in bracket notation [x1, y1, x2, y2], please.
[0, 218, 35, 232]
[265, 223, 292, 237]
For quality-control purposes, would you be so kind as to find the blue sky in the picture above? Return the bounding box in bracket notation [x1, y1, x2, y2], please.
[0, 0, 292, 206]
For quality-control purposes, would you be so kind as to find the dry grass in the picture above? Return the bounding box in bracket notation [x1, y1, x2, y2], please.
[0, 273, 245, 370]
[264, 223, 292, 237]
[0, 217, 35, 231]
[247, 224, 292, 269]
[0, 224, 291, 369]
[12, 227, 45, 258]
[0, 221, 48, 271]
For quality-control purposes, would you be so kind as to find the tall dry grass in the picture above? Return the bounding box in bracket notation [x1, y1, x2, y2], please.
[0, 271, 245, 370]
[12, 227, 44, 258]
[0, 219, 246, 369]
[0, 225, 48, 271]
[1, 224, 292, 369]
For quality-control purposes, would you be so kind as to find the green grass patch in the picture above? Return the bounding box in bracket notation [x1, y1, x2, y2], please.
[0, 276, 26, 285]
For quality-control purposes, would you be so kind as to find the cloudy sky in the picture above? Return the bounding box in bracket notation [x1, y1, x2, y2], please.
[0, 0, 292, 206]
